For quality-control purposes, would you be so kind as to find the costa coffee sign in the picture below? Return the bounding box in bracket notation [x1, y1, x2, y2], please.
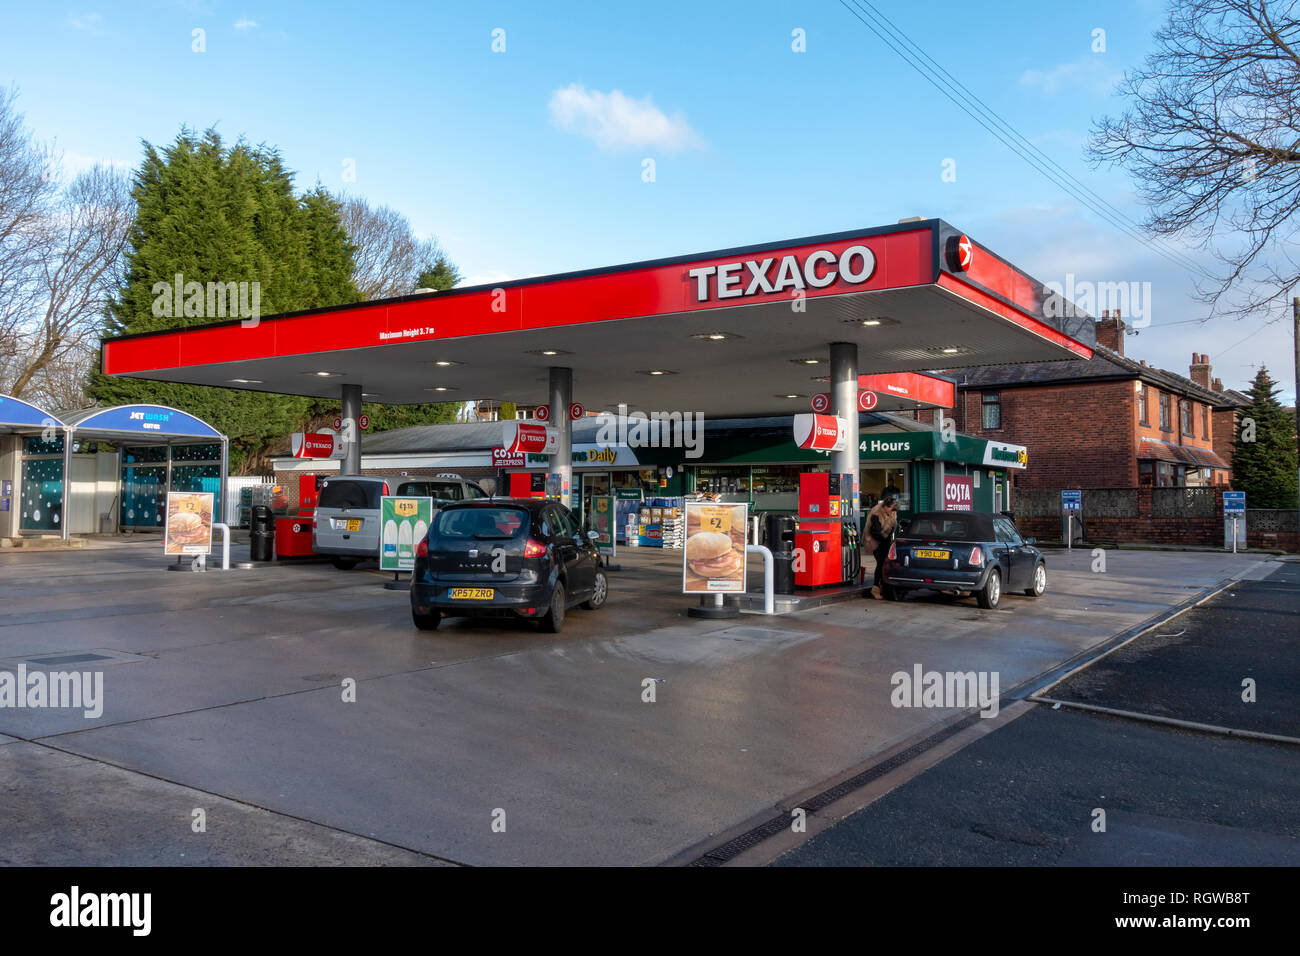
[688, 245, 877, 302]
[793, 414, 849, 453]
[943, 475, 974, 511]
[502, 422, 558, 456]
[290, 432, 343, 459]
[492, 447, 526, 468]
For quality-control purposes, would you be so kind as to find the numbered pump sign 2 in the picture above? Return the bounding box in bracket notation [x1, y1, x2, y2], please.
[380, 496, 433, 572]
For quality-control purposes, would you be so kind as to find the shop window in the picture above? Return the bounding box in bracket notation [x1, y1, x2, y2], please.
[981, 393, 1001, 429]
[861, 467, 906, 510]
[1137, 383, 1149, 425]
[693, 466, 750, 497]
[1158, 393, 1171, 431]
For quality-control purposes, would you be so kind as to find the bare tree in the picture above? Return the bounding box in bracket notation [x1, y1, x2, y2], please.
[339, 195, 459, 300]
[3, 164, 133, 399]
[1089, 0, 1300, 315]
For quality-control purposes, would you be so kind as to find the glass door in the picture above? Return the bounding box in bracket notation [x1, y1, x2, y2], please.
[579, 472, 610, 526]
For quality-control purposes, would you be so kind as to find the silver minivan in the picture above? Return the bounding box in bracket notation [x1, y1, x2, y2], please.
[313, 474, 488, 569]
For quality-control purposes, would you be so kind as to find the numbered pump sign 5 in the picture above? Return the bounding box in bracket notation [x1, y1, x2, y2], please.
[380, 496, 433, 572]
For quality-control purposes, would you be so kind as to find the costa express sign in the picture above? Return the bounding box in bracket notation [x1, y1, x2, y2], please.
[502, 422, 558, 455]
[943, 475, 974, 511]
[793, 414, 849, 452]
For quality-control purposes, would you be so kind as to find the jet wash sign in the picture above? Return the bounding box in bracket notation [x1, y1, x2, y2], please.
[688, 245, 877, 302]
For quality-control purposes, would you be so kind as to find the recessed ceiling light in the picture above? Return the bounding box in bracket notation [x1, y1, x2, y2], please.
[424, 386, 459, 392]
[924, 345, 972, 356]
[941, 347, 960, 354]
[776, 393, 807, 399]
[526, 348, 573, 357]
[428, 360, 462, 367]
[227, 378, 262, 384]
[843, 316, 898, 328]
[811, 376, 831, 383]
[792, 358, 824, 366]
[303, 370, 338, 377]
[691, 332, 742, 341]
[362, 393, 380, 397]
[638, 369, 677, 376]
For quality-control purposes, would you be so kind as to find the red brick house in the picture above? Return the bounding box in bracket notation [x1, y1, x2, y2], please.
[951, 312, 1234, 490]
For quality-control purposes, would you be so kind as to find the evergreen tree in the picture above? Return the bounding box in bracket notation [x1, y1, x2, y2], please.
[90, 129, 360, 471]
[1231, 367, 1299, 509]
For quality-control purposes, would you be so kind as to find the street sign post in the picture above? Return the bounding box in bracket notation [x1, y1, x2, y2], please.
[1223, 491, 1246, 553]
[1061, 490, 1082, 551]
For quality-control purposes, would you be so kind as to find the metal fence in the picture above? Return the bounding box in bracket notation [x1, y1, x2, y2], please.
[225, 476, 273, 527]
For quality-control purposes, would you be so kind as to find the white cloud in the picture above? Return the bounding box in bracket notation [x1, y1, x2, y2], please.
[234, 17, 257, 31]
[60, 151, 133, 180]
[548, 84, 702, 153]
[67, 12, 106, 33]
[1019, 58, 1121, 97]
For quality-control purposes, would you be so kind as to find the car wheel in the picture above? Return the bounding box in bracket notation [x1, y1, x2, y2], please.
[581, 570, 608, 610]
[411, 609, 441, 631]
[1024, 563, 1047, 598]
[977, 568, 1002, 609]
[540, 582, 566, 633]
[332, 557, 359, 570]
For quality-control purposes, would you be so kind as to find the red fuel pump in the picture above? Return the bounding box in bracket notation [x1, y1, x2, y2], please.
[795, 473, 845, 587]
[507, 472, 546, 498]
[275, 473, 319, 557]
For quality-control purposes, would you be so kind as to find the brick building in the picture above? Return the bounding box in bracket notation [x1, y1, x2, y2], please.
[951, 312, 1233, 490]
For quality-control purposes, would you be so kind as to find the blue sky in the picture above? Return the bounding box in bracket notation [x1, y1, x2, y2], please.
[1, 0, 1293, 399]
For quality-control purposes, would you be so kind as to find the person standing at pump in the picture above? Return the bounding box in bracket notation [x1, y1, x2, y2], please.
[865, 495, 898, 600]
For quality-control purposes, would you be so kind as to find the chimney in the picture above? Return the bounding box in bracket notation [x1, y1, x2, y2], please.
[1190, 353, 1212, 388]
[1095, 309, 1126, 356]
[1212, 376, 1224, 392]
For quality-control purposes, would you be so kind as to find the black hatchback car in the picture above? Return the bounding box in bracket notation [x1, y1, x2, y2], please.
[410, 498, 607, 632]
[881, 511, 1046, 609]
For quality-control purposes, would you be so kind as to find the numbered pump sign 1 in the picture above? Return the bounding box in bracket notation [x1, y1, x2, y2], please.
[683, 501, 748, 594]
[380, 496, 433, 572]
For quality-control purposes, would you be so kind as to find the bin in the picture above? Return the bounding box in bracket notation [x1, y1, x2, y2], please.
[764, 512, 796, 595]
[250, 505, 275, 561]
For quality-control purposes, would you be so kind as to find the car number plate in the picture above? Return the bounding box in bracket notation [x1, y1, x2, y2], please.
[448, 587, 494, 600]
[344, 519, 361, 532]
[915, 549, 950, 559]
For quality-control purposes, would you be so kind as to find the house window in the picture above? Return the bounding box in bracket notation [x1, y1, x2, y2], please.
[1138, 461, 1154, 486]
[981, 392, 1001, 429]
[1137, 383, 1149, 425]
[1158, 392, 1171, 431]
[1202, 404, 1210, 438]
[1180, 399, 1193, 434]
[1156, 461, 1175, 486]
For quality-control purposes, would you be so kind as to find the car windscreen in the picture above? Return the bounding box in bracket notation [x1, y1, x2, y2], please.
[398, 481, 464, 501]
[432, 507, 529, 541]
[319, 480, 381, 510]
[905, 516, 987, 541]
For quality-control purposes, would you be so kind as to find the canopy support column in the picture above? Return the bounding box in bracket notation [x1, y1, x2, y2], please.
[219, 436, 229, 526]
[549, 367, 572, 508]
[830, 342, 860, 520]
[61, 426, 72, 541]
[341, 384, 362, 475]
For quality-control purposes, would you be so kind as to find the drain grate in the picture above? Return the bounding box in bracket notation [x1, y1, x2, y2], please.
[686, 712, 983, 866]
[26, 653, 113, 666]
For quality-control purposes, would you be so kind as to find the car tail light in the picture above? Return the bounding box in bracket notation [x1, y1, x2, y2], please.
[524, 539, 547, 558]
[887, 542, 896, 561]
[382, 482, 390, 496]
[969, 547, 983, 566]
[416, 539, 427, 558]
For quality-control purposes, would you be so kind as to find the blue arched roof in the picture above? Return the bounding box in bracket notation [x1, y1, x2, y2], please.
[62, 404, 222, 439]
[0, 394, 64, 432]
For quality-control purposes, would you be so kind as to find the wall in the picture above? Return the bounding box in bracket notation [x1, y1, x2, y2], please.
[1011, 486, 1296, 552]
[961, 380, 1137, 489]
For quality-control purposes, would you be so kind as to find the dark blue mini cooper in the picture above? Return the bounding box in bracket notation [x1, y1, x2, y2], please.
[881, 511, 1047, 609]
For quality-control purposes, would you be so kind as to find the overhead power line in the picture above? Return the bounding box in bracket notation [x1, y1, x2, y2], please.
[837, 0, 1210, 278]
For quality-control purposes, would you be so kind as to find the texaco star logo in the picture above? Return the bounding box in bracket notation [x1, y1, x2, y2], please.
[951, 234, 973, 271]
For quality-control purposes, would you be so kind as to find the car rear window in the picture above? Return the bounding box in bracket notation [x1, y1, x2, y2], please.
[319, 480, 381, 510]
[432, 507, 529, 540]
[396, 481, 466, 501]
[907, 516, 985, 541]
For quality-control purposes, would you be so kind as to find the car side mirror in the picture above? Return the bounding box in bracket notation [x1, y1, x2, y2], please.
[1024, 537, 1037, 546]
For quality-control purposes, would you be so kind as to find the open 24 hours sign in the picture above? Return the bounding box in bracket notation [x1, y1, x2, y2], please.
[380, 496, 433, 572]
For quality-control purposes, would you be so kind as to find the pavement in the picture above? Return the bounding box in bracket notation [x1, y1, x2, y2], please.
[0, 537, 1284, 865]
[773, 560, 1300, 866]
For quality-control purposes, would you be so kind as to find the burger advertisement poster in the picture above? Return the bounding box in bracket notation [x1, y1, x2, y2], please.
[164, 492, 214, 555]
[683, 502, 748, 594]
